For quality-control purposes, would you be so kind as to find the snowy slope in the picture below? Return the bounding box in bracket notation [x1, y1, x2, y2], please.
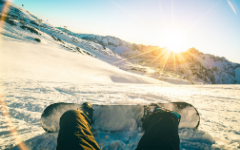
[0, 1, 239, 150]
[0, 1, 168, 85]
[56, 28, 193, 85]
[0, 0, 189, 85]
[59, 29, 240, 85]
[0, 37, 160, 84]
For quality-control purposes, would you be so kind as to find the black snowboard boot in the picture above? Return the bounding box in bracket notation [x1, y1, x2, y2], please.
[136, 104, 181, 150]
[81, 102, 94, 125]
[141, 104, 181, 130]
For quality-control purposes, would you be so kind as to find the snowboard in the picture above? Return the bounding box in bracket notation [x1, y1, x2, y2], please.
[41, 102, 200, 133]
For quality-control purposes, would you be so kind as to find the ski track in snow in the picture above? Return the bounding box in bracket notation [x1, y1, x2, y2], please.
[0, 81, 239, 150]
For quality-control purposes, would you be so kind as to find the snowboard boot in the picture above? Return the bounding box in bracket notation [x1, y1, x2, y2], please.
[136, 104, 181, 150]
[81, 102, 94, 125]
[141, 103, 181, 130]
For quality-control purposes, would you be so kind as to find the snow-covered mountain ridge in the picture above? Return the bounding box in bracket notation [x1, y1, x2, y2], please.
[57, 27, 240, 84]
[1, 2, 165, 85]
[0, 0, 190, 84]
[1, 0, 240, 84]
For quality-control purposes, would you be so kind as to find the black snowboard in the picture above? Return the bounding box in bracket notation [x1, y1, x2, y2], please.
[41, 102, 200, 133]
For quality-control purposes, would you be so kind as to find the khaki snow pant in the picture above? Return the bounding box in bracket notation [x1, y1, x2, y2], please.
[56, 110, 100, 150]
[56, 110, 180, 150]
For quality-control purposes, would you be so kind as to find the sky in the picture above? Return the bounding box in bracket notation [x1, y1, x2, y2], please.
[13, 0, 240, 63]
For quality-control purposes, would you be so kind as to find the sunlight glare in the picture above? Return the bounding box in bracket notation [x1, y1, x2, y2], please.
[164, 32, 185, 53]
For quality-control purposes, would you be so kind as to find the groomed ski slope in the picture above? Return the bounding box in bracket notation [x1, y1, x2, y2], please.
[0, 37, 239, 150]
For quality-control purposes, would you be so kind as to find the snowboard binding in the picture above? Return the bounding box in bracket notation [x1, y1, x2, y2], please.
[81, 102, 94, 125]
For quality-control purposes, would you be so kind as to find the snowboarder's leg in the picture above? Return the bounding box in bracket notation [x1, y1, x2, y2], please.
[136, 110, 180, 150]
[56, 110, 100, 150]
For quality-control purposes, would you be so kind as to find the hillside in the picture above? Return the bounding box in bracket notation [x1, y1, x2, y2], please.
[0, 0, 191, 85]
[0, 1, 164, 85]
[57, 27, 240, 84]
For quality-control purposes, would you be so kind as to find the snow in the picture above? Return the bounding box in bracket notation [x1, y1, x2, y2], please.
[112, 46, 131, 55]
[0, 2, 239, 150]
[0, 37, 159, 84]
[1, 81, 240, 150]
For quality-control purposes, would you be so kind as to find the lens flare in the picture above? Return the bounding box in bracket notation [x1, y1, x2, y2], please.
[0, 0, 28, 149]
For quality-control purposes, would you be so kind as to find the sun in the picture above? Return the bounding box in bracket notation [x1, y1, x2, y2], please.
[164, 32, 185, 53]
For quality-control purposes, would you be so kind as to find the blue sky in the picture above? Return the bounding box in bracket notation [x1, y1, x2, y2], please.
[13, 0, 240, 63]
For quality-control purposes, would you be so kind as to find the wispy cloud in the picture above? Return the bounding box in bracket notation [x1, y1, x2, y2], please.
[227, 0, 237, 14]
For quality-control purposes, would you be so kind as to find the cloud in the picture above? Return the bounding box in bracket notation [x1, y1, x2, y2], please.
[227, 0, 237, 14]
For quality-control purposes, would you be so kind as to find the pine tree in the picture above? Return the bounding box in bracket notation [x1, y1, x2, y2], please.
[36, 19, 42, 36]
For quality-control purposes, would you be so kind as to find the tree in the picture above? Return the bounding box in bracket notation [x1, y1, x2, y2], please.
[63, 26, 67, 33]
[71, 38, 75, 44]
[19, 15, 25, 24]
[36, 19, 43, 36]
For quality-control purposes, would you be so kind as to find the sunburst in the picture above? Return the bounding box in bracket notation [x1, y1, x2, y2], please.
[164, 32, 185, 53]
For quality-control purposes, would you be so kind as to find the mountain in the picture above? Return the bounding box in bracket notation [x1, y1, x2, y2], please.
[0, 1, 163, 85]
[56, 28, 240, 84]
[2, 0, 240, 85]
[0, 1, 188, 85]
